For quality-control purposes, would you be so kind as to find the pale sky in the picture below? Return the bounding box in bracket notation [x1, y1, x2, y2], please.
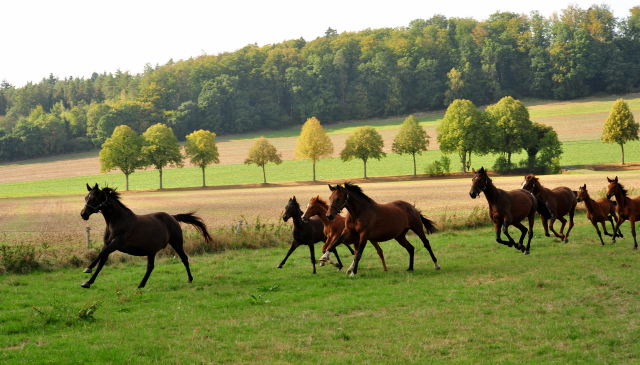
[1, 0, 637, 88]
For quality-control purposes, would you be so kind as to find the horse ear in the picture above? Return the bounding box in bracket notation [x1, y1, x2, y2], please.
[292, 196, 297, 202]
[328, 184, 336, 191]
[93, 183, 99, 190]
[615, 176, 618, 182]
[607, 177, 613, 182]
[86, 183, 92, 192]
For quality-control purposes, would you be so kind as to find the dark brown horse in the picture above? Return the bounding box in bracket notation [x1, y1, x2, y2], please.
[80, 184, 212, 288]
[606, 177, 640, 249]
[470, 168, 545, 254]
[277, 196, 347, 273]
[576, 184, 622, 245]
[302, 196, 387, 271]
[521, 174, 577, 243]
[320, 183, 440, 276]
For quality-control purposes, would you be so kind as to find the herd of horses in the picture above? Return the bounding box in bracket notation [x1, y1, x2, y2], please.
[79, 168, 640, 288]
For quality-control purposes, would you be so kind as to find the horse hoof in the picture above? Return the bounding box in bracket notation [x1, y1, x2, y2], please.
[406, 268, 414, 272]
[524, 250, 530, 255]
[563, 239, 569, 243]
[349, 272, 355, 278]
[83, 268, 92, 273]
[435, 264, 441, 270]
[545, 233, 551, 237]
[276, 265, 283, 269]
[81, 282, 91, 288]
[319, 262, 325, 267]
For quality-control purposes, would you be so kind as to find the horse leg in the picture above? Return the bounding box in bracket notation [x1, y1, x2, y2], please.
[330, 247, 344, 270]
[524, 213, 534, 255]
[630, 218, 637, 250]
[344, 243, 355, 255]
[84, 241, 113, 273]
[350, 239, 368, 276]
[137, 254, 156, 288]
[395, 234, 415, 272]
[494, 222, 511, 247]
[320, 234, 345, 262]
[548, 217, 564, 240]
[370, 241, 387, 272]
[562, 208, 575, 243]
[414, 227, 440, 270]
[320, 237, 334, 267]
[277, 241, 299, 268]
[502, 219, 518, 248]
[82, 240, 122, 288]
[612, 217, 625, 244]
[172, 243, 193, 283]
[608, 216, 623, 238]
[512, 222, 528, 252]
[540, 216, 550, 237]
[594, 221, 606, 246]
[308, 244, 317, 274]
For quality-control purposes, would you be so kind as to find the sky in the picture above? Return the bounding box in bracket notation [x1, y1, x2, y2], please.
[1, 0, 637, 88]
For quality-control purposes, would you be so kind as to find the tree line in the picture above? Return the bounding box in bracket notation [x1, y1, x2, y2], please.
[0, 4, 639, 162]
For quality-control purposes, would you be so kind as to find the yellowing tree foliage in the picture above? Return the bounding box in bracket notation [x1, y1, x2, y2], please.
[99, 125, 144, 191]
[392, 115, 429, 175]
[185, 130, 220, 187]
[244, 136, 283, 184]
[340, 126, 386, 179]
[294, 117, 334, 181]
[602, 99, 639, 165]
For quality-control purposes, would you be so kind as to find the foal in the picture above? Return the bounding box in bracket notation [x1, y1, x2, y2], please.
[606, 177, 640, 249]
[80, 184, 212, 288]
[278, 196, 345, 273]
[303, 196, 387, 271]
[470, 168, 543, 254]
[576, 184, 622, 246]
[521, 174, 577, 243]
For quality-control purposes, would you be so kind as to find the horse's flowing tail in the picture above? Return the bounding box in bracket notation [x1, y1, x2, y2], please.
[173, 212, 213, 243]
[420, 214, 438, 234]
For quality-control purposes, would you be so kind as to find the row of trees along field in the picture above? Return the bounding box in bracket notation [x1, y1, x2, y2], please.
[0, 5, 639, 162]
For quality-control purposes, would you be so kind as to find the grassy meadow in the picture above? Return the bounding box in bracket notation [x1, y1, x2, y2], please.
[1, 217, 640, 364]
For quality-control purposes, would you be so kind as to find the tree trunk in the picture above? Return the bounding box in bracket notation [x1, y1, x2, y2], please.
[202, 166, 206, 187]
[262, 164, 267, 184]
[412, 153, 417, 176]
[159, 168, 163, 189]
[313, 160, 316, 181]
[363, 159, 367, 179]
[507, 152, 512, 167]
[461, 152, 467, 173]
[621, 143, 625, 165]
[125, 173, 129, 191]
[467, 151, 472, 171]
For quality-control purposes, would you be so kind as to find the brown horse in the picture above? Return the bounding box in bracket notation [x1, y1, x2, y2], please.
[521, 174, 577, 243]
[470, 167, 545, 254]
[606, 177, 640, 249]
[278, 196, 347, 273]
[302, 196, 387, 271]
[320, 183, 440, 276]
[80, 184, 212, 288]
[576, 184, 623, 245]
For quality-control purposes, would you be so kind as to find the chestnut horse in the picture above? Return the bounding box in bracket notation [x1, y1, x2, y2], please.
[80, 184, 212, 288]
[576, 184, 622, 246]
[606, 177, 640, 249]
[277, 196, 347, 273]
[470, 168, 546, 254]
[320, 183, 440, 276]
[521, 174, 577, 243]
[302, 196, 387, 271]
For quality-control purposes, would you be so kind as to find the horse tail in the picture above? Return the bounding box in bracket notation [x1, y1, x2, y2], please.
[420, 214, 438, 234]
[173, 212, 213, 244]
[536, 199, 553, 219]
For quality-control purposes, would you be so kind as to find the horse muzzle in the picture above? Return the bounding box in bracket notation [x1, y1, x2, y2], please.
[326, 213, 335, 221]
[469, 190, 478, 199]
[282, 214, 290, 222]
[576, 197, 583, 202]
[80, 210, 91, 221]
[302, 216, 310, 223]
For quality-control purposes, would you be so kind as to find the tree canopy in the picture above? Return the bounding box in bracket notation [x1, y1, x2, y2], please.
[185, 129, 220, 187]
[340, 126, 386, 178]
[485, 96, 533, 166]
[141, 123, 183, 189]
[437, 99, 487, 172]
[244, 137, 283, 183]
[98, 125, 144, 191]
[294, 117, 334, 181]
[602, 98, 639, 164]
[392, 115, 429, 175]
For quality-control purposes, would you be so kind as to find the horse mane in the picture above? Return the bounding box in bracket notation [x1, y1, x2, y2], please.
[343, 182, 373, 202]
[525, 174, 539, 182]
[617, 183, 629, 197]
[102, 187, 133, 213]
[311, 196, 329, 210]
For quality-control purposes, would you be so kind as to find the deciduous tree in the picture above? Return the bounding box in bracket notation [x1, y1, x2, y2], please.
[185, 130, 220, 187]
[141, 123, 183, 189]
[602, 99, 639, 165]
[244, 136, 283, 183]
[437, 99, 488, 172]
[485, 96, 533, 167]
[99, 125, 144, 191]
[294, 117, 333, 181]
[340, 126, 385, 178]
[392, 115, 429, 175]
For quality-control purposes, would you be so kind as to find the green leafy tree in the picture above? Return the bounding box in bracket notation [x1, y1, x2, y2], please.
[340, 126, 386, 178]
[99, 125, 144, 191]
[524, 122, 563, 173]
[437, 99, 488, 172]
[602, 99, 639, 165]
[294, 117, 334, 181]
[392, 115, 430, 175]
[244, 136, 283, 183]
[485, 96, 534, 167]
[185, 130, 220, 187]
[141, 123, 184, 189]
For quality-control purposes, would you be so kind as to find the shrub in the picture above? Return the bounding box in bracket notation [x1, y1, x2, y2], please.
[0, 244, 40, 274]
[492, 156, 510, 174]
[425, 156, 451, 176]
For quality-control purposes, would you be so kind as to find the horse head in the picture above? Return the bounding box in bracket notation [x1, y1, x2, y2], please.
[327, 184, 348, 221]
[302, 196, 322, 223]
[521, 174, 538, 192]
[282, 196, 302, 222]
[606, 176, 621, 200]
[576, 184, 588, 202]
[469, 167, 489, 199]
[81, 183, 108, 220]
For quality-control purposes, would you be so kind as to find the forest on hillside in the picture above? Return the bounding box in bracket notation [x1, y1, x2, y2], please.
[0, 4, 638, 162]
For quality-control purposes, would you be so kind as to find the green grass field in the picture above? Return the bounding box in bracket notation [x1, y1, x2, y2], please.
[1, 217, 639, 364]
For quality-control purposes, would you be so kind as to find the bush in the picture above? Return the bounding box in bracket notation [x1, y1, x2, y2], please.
[426, 156, 451, 176]
[0, 244, 40, 274]
[492, 156, 511, 174]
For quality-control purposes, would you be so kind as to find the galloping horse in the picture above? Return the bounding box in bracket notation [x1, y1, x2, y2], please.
[606, 177, 640, 249]
[576, 184, 622, 246]
[470, 168, 545, 254]
[521, 174, 577, 243]
[320, 183, 440, 276]
[80, 184, 212, 288]
[302, 196, 387, 271]
[277, 196, 347, 273]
